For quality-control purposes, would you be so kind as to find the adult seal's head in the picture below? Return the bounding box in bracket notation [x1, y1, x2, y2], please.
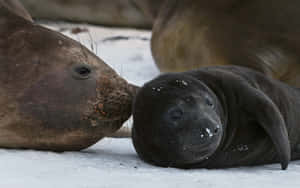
[0, 3, 138, 151]
[132, 74, 225, 167]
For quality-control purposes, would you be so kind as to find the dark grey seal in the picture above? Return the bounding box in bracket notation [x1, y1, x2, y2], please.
[132, 66, 300, 170]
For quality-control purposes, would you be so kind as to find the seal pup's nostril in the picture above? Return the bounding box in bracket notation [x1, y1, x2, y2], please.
[214, 125, 220, 134]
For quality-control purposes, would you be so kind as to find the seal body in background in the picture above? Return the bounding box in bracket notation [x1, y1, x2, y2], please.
[132, 65, 300, 170]
[0, 2, 138, 151]
[19, 0, 165, 29]
[0, 0, 32, 21]
[152, 0, 300, 87]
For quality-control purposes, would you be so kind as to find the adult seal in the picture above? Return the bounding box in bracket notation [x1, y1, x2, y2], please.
[0, 3, 137, 151]
[152, 0, 300, 87]
[132, 65, 300, 170]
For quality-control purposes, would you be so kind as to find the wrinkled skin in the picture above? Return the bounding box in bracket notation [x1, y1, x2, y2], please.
[0, 4, 137, 151]
[152, 0, 300, 87]
[19, 0, 165, 29]
[133, 66, 300, 170]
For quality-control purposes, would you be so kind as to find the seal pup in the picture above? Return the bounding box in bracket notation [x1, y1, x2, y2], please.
[0, 3, 137, 151]
[132, 65, 300, 170]
[19, 0, 165, 28]
[152, 0, 300, 87]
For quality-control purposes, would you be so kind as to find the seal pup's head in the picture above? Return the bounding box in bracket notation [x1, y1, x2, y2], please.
[132, 73, 225, 168]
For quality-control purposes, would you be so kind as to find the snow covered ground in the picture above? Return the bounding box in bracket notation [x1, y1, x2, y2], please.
[1, 23, 300, 188]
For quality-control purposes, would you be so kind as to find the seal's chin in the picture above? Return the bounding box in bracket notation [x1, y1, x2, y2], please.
[84, 100, 132, 135]
[152, 136, 222, 168]
[143, 144, 219, 168]
[174, 142, 220, 166]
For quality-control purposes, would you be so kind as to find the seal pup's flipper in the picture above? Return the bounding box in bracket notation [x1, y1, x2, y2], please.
[227, 79, 291, 170]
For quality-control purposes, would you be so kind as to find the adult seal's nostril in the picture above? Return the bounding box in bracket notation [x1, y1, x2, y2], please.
[72, 64, 92, 80]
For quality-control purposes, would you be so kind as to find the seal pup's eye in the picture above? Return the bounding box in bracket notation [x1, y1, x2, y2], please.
[205, 96, 214, 108]
[72, 64, 92, 80]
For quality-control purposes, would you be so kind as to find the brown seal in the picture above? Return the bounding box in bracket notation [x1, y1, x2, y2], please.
[0, 0, 32, 21]
[19, 0, 165, 28]
[0, 3, 138, 151]
[152, 0, 300, 87]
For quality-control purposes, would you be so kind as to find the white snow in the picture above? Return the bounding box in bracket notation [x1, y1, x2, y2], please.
[1, 22, 300, 188]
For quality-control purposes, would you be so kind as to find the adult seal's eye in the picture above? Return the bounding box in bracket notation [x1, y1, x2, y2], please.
[72, 64, 92, 80]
